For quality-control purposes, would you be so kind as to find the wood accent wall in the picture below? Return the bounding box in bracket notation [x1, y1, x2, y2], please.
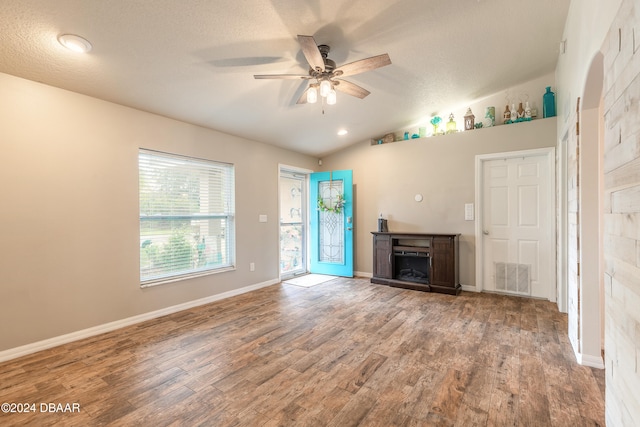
[602, 0, 640, 424]
[567, 98, 581, 355]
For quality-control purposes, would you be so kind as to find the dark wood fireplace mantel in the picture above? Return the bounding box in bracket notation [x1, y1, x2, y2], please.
[371, 232, 460, 295]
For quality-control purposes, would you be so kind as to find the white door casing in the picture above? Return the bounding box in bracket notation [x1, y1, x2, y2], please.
[475, 148, 556, 300]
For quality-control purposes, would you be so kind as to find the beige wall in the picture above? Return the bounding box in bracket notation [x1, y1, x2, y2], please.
[556, 0, 621, 133]
[0, 72, 317, 352]
[321, 117, 557, 287]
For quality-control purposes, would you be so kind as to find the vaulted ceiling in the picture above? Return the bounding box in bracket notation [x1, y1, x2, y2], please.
[0, 0, 571, 157]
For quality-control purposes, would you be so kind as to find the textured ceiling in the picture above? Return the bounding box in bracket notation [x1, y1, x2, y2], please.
[0, 0, 571, 157]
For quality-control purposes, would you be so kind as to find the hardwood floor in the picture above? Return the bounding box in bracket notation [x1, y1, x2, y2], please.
[0, 277, 605, 426]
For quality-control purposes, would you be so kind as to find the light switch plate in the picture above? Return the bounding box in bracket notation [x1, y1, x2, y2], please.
[465, 203, 474, 221]
[259, 214, 267, 223]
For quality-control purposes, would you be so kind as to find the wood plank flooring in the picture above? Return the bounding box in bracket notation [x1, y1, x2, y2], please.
[0, 277, 605, 426]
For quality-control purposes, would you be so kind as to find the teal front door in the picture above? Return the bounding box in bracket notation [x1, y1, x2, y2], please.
[309, 170, 353, 277]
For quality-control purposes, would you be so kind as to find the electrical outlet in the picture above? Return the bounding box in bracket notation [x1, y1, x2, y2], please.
[250, 262, 255, 271]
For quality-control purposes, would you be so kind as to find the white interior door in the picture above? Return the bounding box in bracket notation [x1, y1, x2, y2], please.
[479, 149, 555, 300]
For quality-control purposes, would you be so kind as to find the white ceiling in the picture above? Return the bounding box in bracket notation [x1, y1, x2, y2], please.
[0, 0, 571, 157]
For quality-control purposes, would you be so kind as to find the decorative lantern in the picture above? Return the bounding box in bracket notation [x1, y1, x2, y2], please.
[446, 113, 457, 134]
[464, 108, 475, 131]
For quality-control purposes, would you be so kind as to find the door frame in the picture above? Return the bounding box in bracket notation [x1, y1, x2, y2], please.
[278, 164, 313, 280]
[474, 147, 556, 297]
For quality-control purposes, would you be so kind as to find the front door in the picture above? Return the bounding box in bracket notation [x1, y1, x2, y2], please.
[480, 149, 555, 299]
[309, 170, 353, 277]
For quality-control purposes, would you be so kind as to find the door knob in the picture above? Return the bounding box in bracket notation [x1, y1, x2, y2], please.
[483, 230, 490, 235]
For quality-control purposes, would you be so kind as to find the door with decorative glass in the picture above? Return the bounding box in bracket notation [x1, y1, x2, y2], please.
[309, 170, 353, 277]
[279, 169, 307, 278]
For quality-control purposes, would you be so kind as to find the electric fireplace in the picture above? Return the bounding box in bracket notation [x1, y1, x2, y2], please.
[371, 232, 460, 295]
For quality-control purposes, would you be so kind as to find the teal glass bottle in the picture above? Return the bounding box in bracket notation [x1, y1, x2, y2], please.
[543, 86, 556, 118]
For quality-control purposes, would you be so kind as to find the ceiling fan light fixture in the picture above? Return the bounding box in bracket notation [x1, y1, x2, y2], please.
[327, 88, 337, 105]
[320, 79, 332, 98]
[255, 36, 391, 108]
[58, 34, 92, 53]
[307, 86, 318, 104]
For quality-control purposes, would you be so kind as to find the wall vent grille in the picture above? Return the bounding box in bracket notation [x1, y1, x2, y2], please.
[495, 262, 531, 294]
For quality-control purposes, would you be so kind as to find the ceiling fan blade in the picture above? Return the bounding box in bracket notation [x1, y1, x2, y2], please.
[254, 74, 311, 79]
[296, 87, 309, 104]
[298, 35, 325, 72]
[335, 53, 391, 77]
[334, 79, 370, 99]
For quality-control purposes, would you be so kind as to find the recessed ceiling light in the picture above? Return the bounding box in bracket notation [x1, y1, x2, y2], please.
[337, 129, 348, 136]
[58, 34, 92, 53]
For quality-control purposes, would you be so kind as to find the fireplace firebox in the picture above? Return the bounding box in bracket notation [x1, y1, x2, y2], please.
[394, 249, 430, 285]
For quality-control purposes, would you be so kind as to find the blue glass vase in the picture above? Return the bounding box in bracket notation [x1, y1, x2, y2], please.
[543, 86, 556, 118]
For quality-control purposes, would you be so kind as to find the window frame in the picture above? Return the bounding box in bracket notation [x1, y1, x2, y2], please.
[138, 149, 235, 287]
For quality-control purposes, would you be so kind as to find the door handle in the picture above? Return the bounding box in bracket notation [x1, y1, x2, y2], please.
[483, 230, 490, 235]
[347, 227, 353, 231]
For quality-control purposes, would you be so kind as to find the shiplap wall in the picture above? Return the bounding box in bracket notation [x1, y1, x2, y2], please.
[602, 0, 640, 425]
[566, 102, 580, 357]
[567, 103, 581, 358]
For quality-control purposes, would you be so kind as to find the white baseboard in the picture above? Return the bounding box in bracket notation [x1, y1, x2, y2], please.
[461, 284, 477, 292]
[0, 278, 279, 363]
[575, 351, 605, 369]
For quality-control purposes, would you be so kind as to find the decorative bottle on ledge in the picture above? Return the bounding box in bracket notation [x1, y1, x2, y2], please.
[543, 86, 556, 118]
[446, 113, 457, 134]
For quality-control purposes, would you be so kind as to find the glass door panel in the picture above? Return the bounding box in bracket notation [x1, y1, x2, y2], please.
[279, 170, 307, 277]
[309, 170, 353, 277]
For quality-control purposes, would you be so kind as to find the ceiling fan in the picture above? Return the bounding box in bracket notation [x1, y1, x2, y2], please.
[254, 35, 391, 105]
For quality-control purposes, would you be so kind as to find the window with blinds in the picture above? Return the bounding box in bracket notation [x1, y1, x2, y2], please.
[139, 149, 235, 286]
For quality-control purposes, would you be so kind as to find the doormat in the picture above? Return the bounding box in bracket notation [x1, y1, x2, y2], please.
[284, 274, 337, 288]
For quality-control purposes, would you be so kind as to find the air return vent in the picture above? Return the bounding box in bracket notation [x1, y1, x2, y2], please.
[494, 262, 531, 294]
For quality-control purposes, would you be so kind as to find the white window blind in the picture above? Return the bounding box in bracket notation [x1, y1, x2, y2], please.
[139, 149, 235, 286]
